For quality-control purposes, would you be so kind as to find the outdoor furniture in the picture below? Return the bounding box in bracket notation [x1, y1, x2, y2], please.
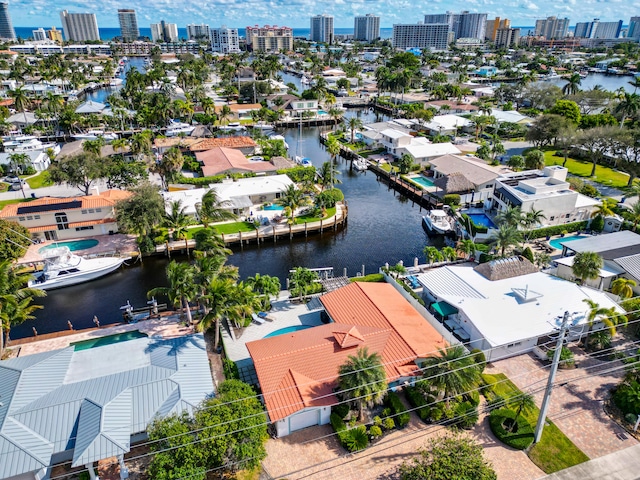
[454, 328, 471, 342]
[258, 312, 274, 322]
[251, 313, 265, 325]
[444, 318, 459, 331]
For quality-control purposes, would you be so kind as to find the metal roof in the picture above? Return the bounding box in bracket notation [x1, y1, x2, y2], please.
[0, 334, 214, 478]
[612, 253, 640, 281]
[563, 231, 640, 259]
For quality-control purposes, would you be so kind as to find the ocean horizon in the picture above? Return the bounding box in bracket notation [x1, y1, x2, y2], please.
[13, 26, 538, 42]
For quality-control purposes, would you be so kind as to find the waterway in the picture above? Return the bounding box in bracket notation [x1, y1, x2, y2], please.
[12, 108, 443, 339]
[538, 72, 635, 93]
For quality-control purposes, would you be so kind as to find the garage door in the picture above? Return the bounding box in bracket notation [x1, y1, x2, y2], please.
[289, 409, 319, 433]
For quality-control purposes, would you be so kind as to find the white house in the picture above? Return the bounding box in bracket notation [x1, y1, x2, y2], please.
[0, 150, 51, 172]
[421, 114, 474, 136]
[417, 257, 622, 360]
[492, 166, 600, 227]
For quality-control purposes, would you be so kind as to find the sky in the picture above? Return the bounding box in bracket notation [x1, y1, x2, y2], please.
[7, 0, 638, 29]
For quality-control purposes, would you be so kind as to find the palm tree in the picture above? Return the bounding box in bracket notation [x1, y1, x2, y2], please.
[615, 93, 640, 128]
[82, 137, 105, 157]
[572, 251, 603, 286]
[148, 261, 198, 325]
[163, 200, 193, 240]
[246, 273, 281, 311]
[277, 184, 308, 224]
[590, 198, 616, 218]
[196, 189, 236, 226]
[9, 86, 30, 127]
[317, 161, 341, 191]
[347, 117, 363, 144]
[562, 73, 582, 96]
[506, 393, 536, 432]
[495, 206, 524, 228]
[218, 105, 232, 125]
[457, 239, 477, 260]
[424, 245, 444, 265]
[627, 201, 640, 232]
[338, 347, 387, 421]
[421, 345, 480, 407]
[490, 225, 522, 257]
[582, 299, 627, 344]
[611, 278, 637, 299]
[441, 246, 457, 262]
[325, 135, 341, 166]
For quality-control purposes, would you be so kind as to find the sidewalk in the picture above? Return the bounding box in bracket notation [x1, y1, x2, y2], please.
[538, 444, 640, 480]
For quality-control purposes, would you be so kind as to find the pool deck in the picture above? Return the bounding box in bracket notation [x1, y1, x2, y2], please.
[18, 233, 140, 264]
[8, 312, 194, 357]
[222, 293, 325, 365]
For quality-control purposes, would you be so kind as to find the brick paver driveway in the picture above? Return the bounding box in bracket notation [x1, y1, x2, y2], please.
[492, 351, 637, 459]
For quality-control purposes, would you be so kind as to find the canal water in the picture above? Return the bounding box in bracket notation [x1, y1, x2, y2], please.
[12, 108, 442, 339]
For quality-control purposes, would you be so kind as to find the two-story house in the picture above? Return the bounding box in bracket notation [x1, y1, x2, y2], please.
[0, 190, 131, 241]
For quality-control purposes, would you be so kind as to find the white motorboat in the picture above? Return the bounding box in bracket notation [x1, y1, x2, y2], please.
[422, 209, 454, 235]
[72, 130, 118, 141]
[221, 122, 246, 132]
[3, 135, 60, 154]
[353, 158, 368, 171]
[295, 155, 312, 167]
[252, 123, 274, 131]
[165, 120, 196, 137]
[29, 247, 126, 291]
[268, 134, 289, 150]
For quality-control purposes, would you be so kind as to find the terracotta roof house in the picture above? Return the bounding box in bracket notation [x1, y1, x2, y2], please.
[246, 282, 444, 436]
[197, 147, 278, 176]
[0, 190, 131, 241]
[189, 136, 257, 155]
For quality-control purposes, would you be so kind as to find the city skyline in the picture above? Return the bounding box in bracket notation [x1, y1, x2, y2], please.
[3, 0, 638, 29]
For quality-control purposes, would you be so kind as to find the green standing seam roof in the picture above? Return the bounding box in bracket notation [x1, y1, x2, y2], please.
[431, 301, 458, 317]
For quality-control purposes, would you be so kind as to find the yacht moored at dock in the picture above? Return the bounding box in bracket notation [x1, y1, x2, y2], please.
[422, 209, 455, 235]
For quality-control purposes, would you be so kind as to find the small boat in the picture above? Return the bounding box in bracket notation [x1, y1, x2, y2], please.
[353, 158, 368, 171]
[301, 76, 310, 85]
[221, 122, 246, 132]
[422, 210, 454, 235]
[29, 247, 126, 291]
[268, 134, 289, 150]
[295, 155, 312, 167]
[72, 130, 118, 141]
[252, 123, 274, 131]
[165, 120, 196, 137]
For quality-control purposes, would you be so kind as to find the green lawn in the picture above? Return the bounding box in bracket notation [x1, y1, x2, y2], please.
[483, 373, 589, 473]
[212, 222, 257, 234]
[24, 171, 53, 189]
[0, 198, 34, 210]
[294, 207, 336, 224]
[543, 150, 630, 188]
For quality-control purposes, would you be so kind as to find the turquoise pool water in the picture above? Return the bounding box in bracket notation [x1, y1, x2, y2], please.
[409, 176, 435, 188]
[72, 331, 148, 351]
[39, 239, 99, 253]
[263, 204, 284, 211]
[318, 110, 327, 115]
[549, 235, 587, 250]
[467, 213, 496, 229]
[264, 325, 312, 338]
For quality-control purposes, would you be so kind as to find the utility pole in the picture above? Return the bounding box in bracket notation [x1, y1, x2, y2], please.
[534, 310, 571, 443]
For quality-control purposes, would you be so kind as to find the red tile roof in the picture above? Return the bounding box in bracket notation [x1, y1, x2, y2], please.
[247, 282, 444, 422]
[196, 147, 277, 176]
[0, 190, 131, 218]
[189, 136, 256, 152]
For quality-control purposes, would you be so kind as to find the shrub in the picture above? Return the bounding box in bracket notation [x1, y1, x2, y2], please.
[385, 391, 410, 428]
[454, 401, 479, 429]
[278, 165, 316, 183]
[351, 273, 385, 283]
[528, 221, 588, 240]
[373, 416, 382, 427]
[547, 346, 575, 368]
[431, 405, 444, 421]
[369, 425, 383, 439]
[405, 386, 431, 422]
[174, 174, 226, 186]
[332, 403, 350, 419]
[383, 417, 395, 430]
[613, 381, 640, 415]
[470, 349, 486, 373]
[464, 390, 481, 407]
[486, 395, 506, 412]
[443, 194, 461, 206]
[222, 358, 239, 380]
[625, 413, 639, 425]
[381, 407, 391, 418]
[591, 214, 604, 233]
[137, 234, 156, 253]
[522, 246, 534, 264]
[344, 425, 369, 452]
[580, 184, 600, 198]
[488, 409, 534, 450]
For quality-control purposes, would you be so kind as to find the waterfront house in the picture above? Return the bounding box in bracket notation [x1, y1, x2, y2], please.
[265, 94, 319, 118]
[247, 282, 444, 436]
[215, 103, 262, 122]
[188, 136, 257, 155]
[74, 100, 107, 115]
[491, 166, 600, 227]
[424, 100, 480, 114]
[484, 108, 533, 125]
[0, 190, 131, 242]
[428, 154, 501, 204]
[421, 114, 474, 136]
[417, 257, 622, 360]
[554, 231, 640, 293]
[196, 147, 279, 176]
[0, 334, 214, 480]
[0, 150, 51, 172]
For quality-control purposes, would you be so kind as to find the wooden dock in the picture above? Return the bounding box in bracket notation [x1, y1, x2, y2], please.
[156, 203, 349, 255]
[368, 163, 443, 209]
[275, 117, 342, 128]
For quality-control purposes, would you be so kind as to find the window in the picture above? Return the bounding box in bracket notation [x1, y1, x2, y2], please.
[18, 217, 25, 221]
[88, 209, 95, 214]
[550, 216, 555, 221]
[307, 102, 314, 108]
[34, 215, 40, 219]
[26, 216, 33, 220]
[95, 208, 102, 212]
[75, 226, 94, 231]
[81, 210, 87, 214]
[565, 213, 570, 218]
[55, 212, 69, 230]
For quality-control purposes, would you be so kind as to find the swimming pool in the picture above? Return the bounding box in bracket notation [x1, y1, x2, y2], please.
[39, 239, 99, 253]
[264, 325, 312, 338]
[263, 204, 284, 211]
[409, 176, 435, 188]
[466, 213, 496, 229]
[318, 110, 327, 115]
[549, 235, 587, 250]
[71, 330, 148, 351]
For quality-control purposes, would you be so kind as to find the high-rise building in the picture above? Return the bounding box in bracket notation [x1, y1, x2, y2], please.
[245, 25, 293, 52]
[574, 19, 622, 39]
[310, 14, 334, 43]
[118, 9, 139, 41]
[485, 17, 510, 41]
[47, 26, 63, 43]
[354, 14, 380, 42]
[151, 20, 178, 42]
[32, 27, 46, 41]
[0, 1, 15, 41]
[424, 11, 487, 40]
[495, 27, 520, 47]
[629, 16, 640, 39]
[187, 24, 210, 41]
[60, 10, 100, 42]
[210, 26, 240, 53]
[534, 16, 569, 39]
[392, 23, 449, 51]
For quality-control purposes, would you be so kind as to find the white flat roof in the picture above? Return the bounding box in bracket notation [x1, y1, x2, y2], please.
[381, 128, 412, 139]
[554, 256, 625, 277]
[212, 174, 294, 200]
[417, 265, 621, 348]
[405, 142, 461, 159]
